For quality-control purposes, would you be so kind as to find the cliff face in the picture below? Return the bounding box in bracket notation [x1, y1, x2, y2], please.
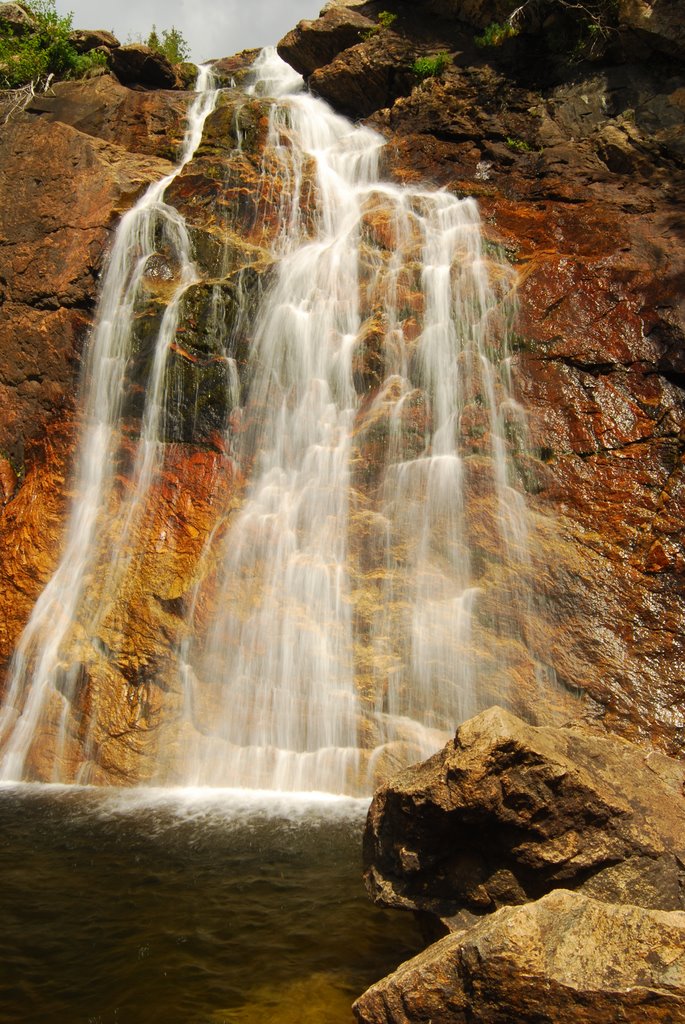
[0, 1, 683, 781]
[279, 0, 685, 754]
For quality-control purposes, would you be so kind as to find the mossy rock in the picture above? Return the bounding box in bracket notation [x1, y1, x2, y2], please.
[175, 61, 199, 89]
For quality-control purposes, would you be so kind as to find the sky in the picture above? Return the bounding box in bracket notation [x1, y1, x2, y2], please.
[65, 0, 324, 63]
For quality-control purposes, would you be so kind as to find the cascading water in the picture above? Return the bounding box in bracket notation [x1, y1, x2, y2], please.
[177, 49, 528, 792]
[0, 67, 220, 782]
[0, 50, 536, 793]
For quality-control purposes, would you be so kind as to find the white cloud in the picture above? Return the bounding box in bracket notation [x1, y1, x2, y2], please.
[66, 0, 323, 63]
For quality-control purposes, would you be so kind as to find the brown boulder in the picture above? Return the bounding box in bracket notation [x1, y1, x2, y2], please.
[0, 2, 35, 33]
[364, 707, 685, 919]
[277, 6, 377, 78]
[108, 44, 177, 89]
[353, 890, 685, 1023]
[68, 29, 120, 53]
[309, 34, 418, 119]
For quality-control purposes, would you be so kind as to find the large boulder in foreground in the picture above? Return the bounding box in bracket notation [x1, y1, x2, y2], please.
[364, 707, 685, 919]
[353, 889, 685, 1023]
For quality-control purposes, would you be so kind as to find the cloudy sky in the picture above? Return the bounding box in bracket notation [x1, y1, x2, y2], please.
[66, 0, 323, 63]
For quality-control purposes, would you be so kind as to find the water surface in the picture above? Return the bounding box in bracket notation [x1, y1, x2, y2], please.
[0, 786, 421, 1023]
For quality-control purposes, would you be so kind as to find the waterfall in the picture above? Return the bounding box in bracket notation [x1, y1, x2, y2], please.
[0, 50, 534, 793]
[0, 67, 220, 782]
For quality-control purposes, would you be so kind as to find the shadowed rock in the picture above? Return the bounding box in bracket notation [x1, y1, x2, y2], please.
[109, 45, 177, 90]
[364, 707, 685, 919]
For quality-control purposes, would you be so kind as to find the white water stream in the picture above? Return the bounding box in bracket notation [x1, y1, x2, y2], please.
[0, 67, 220, 781]
[0, 51, 531, 792]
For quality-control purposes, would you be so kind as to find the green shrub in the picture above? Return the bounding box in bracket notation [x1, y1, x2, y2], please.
[475, 0, 619, 58]
[411, 51, 450, 80]
[506, 136, 533, 152]
[475, 21, 518, 47]
[146, 24, 190, 63]
[0, 0, 105, 89]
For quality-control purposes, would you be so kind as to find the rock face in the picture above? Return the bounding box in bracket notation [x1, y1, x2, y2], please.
[0, 61, 290, 781]
[353, 890, 685, 1023]
[275, 0, 685, 761]
[0, 0, 684, 782]
[278, 5, 377, 78]
[363, 707, 685, 919]
[0, 112, 173, 468]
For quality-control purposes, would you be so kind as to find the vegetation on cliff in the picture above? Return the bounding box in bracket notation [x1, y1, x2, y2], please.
[142, 24, 190, 64]
[0, 1, 104, 88]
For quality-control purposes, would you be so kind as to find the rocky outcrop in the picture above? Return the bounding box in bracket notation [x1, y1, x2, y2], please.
[68, 29, 120, 53]
[108, 45, 177, 90]
[353, 890, 685, 1023]
[619, 0, 685, 60]
[278, 5, 377, 78]
[0, 2, 35, 33]
[363, 707, 685, 919]
[25, 74, 189, 159]
[357, 707, 685, 1022]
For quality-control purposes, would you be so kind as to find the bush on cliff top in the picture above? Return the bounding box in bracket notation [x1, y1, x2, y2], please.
[0, 0, 105, 88]
[145, 24, 190, 64]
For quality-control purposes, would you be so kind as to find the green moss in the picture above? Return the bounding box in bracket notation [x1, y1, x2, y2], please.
[506, 136, 533, 153]
[377, 11, 397, 28]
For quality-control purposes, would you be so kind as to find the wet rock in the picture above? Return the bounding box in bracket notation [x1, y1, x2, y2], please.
[364, 707, 685, 919]
[210, 50, 261, 88]
[353, 889, 685, 1023]
[108, 44, 177, 90]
